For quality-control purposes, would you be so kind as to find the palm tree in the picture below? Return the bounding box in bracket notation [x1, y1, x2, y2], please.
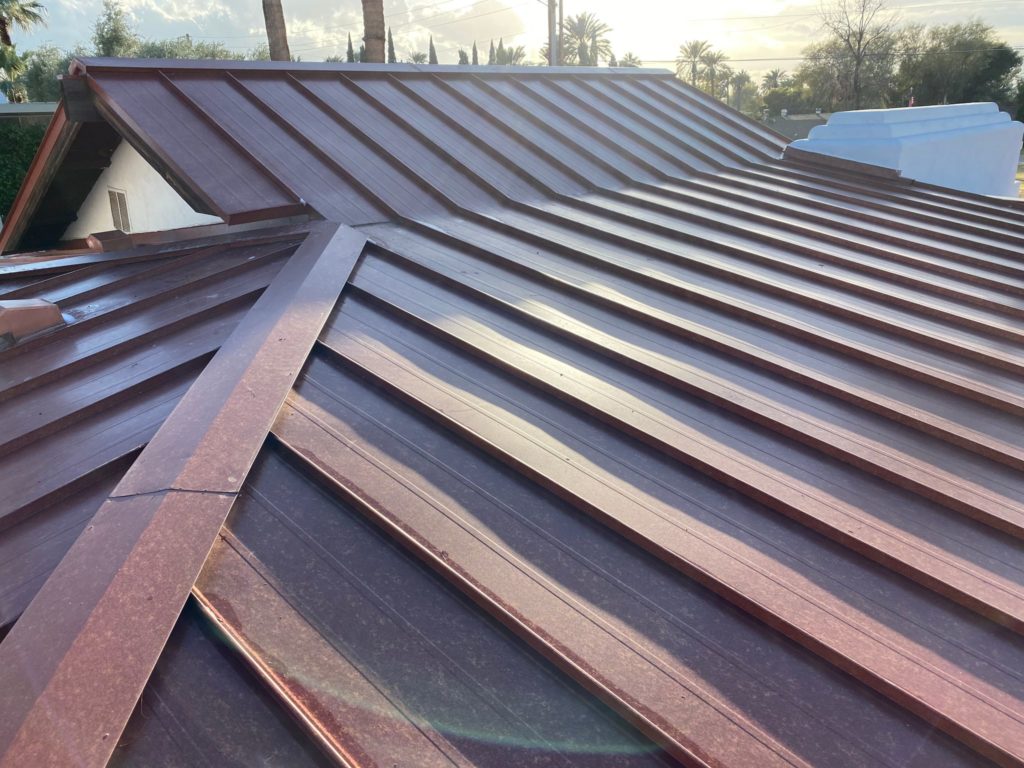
[676, 39, 710, 85]
[495, 43, 526, 65]
[700, 50, 728, 98]
[261, 0, 289, 61]
[362, 0, 384, 63]
[0, 0, 45, 48]
[409, 52, 427, 64]
[620, 52, 642, 67]
[761, 68, 786, 91]
[729, 69, 752, 110]
[561, 12, 611, 65]
[0, 42, 26, 102]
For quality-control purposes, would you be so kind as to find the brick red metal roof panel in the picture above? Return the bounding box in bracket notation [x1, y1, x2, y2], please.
[109, 602, 334, 768]
[0, 228, 301, 630]
[42, 60, 790, 235]
[3, 60, 1024, 768]
[188, 445, 678, 767]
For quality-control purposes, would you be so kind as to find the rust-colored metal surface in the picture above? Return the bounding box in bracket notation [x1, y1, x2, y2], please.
[0, 227, 303, 628]
[0, 222, 365, 768]
[2, 59, 1024, 768]
[110, 601, 335, 768]
[187, 444, 678, 768]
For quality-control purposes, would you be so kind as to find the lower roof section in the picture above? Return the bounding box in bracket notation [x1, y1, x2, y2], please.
[0, 225, 304, 631]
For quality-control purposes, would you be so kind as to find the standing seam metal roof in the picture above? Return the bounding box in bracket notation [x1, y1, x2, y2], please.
[0, 59, 1023, 768]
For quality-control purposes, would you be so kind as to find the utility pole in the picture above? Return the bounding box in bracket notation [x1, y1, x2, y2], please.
[548, 0, 559, 66]
[558, 0, 564, 64]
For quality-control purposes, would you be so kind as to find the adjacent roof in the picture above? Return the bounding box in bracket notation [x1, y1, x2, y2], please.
[2, 59, 1024, 768]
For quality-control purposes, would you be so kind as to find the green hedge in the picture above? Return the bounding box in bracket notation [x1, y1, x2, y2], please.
[0, 121, 46, 220]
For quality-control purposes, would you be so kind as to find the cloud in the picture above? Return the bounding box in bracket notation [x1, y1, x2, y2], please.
[15, 0, 1023, 72]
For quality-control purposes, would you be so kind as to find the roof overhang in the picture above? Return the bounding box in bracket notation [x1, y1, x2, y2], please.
[0, 63, 309, 255]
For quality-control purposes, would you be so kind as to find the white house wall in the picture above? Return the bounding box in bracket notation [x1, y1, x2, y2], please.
[62, 141, 221, 239]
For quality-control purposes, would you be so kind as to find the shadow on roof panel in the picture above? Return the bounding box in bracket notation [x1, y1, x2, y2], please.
[201, 443, 676, 767]
[110, 603, 333, 768]
[272, 346, 995, 768]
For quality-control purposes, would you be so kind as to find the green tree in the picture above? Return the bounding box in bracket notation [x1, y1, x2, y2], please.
[0, 119, 44, 215]
[246, 41, 271, 60]
[795, 28, 901, 110]
[136, 35, 243, 59]
[471, 40, 478, 65]
[560, 12, 611, 65]
[494, 39, 525, 65]
[697, 49, 728, 97]
[0, 42, 26, 101]
[409, 51, 427, 64]
[761, 68, 787, 91]
[676, 40, 711, 85]
[93, 0, 138, 57]
[608, 51, 618, 67]
[488, 39, 495, 65]
[457, 48, 469, 65]
[729, 70, 753, 111]
[428, 35, 437, 64]
[820, 0, 897, 109]
[577, 39, 589, 66]
[23, 44, 75, 101]
[620, 52, 642, 67]
[346, 32, 355, 62]
[896, 21, 1021, 105]
[0, 0, 45, 48]
[761, 84, 815, 116]
[387, 27, 396, 63]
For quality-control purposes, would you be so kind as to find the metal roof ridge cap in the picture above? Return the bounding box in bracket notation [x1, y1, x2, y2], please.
[71, 56, 673, 77]
[0, 221, 367, 768]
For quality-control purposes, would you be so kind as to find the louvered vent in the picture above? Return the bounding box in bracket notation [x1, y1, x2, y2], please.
[107, 188, 131, 233]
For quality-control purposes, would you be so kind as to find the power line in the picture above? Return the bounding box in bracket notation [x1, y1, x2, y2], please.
[596, 0, 1014, 27]
[644, 45, 1024, 65]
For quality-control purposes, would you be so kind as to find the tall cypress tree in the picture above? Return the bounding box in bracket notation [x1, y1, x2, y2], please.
[346, 33, 355, 63]
[428, 35, 438, 65]
[496, 38, 505, 65]
[471, 41, 478, 65]
[488, 40, 495, 65]
[386, 27, 396, 63]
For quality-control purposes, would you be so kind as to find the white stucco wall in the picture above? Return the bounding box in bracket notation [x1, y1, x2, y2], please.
[790, 103, 1024, 197]
[62, 141, 221, 239]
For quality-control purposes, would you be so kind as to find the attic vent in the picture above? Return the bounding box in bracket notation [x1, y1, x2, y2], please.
[108, 188, 131, 233]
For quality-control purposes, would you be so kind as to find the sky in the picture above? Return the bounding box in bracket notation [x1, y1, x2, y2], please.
[11, 0, 1024, 78]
